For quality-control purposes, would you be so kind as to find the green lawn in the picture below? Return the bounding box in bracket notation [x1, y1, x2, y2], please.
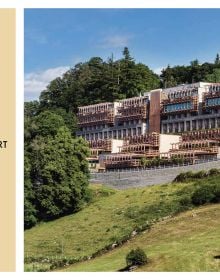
[24, 174, 220, 271]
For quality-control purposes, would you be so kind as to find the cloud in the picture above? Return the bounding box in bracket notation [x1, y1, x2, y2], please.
[98, 34, 133, 49]
[153, 67, 164, 75]
[24, 66, 70, 101]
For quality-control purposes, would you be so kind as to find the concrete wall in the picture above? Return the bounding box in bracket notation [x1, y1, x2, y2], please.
[159, 134, 180, 153]
[111, 139, 124, 153]
[90, 160, 220, 189]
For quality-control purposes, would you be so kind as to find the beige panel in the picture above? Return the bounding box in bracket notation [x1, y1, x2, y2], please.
[0, 9, 16, 272]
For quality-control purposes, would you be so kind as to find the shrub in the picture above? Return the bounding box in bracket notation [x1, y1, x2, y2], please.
[179, 195, 192, 208]
[191, 185, 215, 205]
[210, 185, 220, 203]
[208, 168, 220, 176]
[173, 171, 194, 182]
[174, 169, 220, 183]
[126, 247, 148, 267]
[192, 170, 207, 179]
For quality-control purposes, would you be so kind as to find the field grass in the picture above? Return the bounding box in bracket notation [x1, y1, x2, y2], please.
[24, 174, 220, 271]
[59, 204, 220, 272]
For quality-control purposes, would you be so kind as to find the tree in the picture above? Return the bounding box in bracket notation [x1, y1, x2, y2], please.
[24, 111, 66, 147]
[190, 60, 201, 83]
[161, 65, 177, 88]
[24, 110, 91, 228]
[123, 47, 133, 61]
[205, 68, 220, 83]
[30, 127, 90, 221]
[126, 248, 148, 267]
[34, 111, 66, 137]
[160, 59, 220, 86]
[215, 53, 220, 65]
[24, 155, 37, 229]
[190, 59, 199, 67]
[24, 101, 40, 118]
[37, 48, 160, 109]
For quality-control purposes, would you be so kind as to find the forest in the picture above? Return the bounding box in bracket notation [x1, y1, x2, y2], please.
[24, 47, 220, 229]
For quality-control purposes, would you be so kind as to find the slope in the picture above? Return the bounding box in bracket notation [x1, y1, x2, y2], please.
[24, 173, 220, 271]
[60, 203, 220, 272]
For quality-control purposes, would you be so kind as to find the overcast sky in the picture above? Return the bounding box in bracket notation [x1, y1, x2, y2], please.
[24, 8, 220, 101]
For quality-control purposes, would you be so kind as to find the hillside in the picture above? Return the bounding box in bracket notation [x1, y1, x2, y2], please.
[24, 173, 220, 271]
[60, 204, 220, 272]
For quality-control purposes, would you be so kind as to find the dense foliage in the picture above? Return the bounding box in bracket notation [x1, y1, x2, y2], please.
[39, 47, 160, 113]
[174, 169, 220, 206]
[192, 184, 220, 205]
[24, 111, 91, 229]
[161, 54, 220, 87]
[173, 169, 220, 182]
[126, 248, 148, 267]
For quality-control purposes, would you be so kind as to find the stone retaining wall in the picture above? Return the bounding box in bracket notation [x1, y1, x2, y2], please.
[90, 160, 220, 189]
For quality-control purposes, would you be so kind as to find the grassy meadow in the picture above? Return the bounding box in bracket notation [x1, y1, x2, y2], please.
[24, 173, 220, 272]
[60, 204, 220, 272]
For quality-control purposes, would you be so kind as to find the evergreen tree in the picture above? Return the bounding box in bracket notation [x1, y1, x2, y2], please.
[123, 46, 133, 61]
[161, 65, 177, 88]
[38, 48, 160, 109]
[215, 53, 220, 65]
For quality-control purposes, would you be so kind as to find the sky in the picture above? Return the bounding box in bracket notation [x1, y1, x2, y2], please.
[24, 8, 220, 101]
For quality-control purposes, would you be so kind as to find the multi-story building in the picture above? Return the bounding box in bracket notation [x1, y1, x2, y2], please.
[77, 96, 150, 141]
[161, 82, 220, 134]
[76, 82, 220, 170]
[77, 82, 220, 139]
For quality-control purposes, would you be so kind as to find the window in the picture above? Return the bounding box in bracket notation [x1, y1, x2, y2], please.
[118, 130, 121, 139]
[133, 128, 136, 136]
[165, 101, 192, 113]
[206, 97, 220, 107]
[163, 124, 167, 133]
[123, 129, 127, 137]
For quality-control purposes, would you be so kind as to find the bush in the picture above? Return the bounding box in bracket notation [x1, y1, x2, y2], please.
[208, 168, 220, 176]
[173, 171, 194, 182]
[179, 195, 192, 208]
[193, 170, 208, 179]
[174, 169, 220, 183]
[211, 189, 220, 203]
[192, 185, 215, 205]
[210, 185, 220, 203]
[126, 247, 148, 266]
